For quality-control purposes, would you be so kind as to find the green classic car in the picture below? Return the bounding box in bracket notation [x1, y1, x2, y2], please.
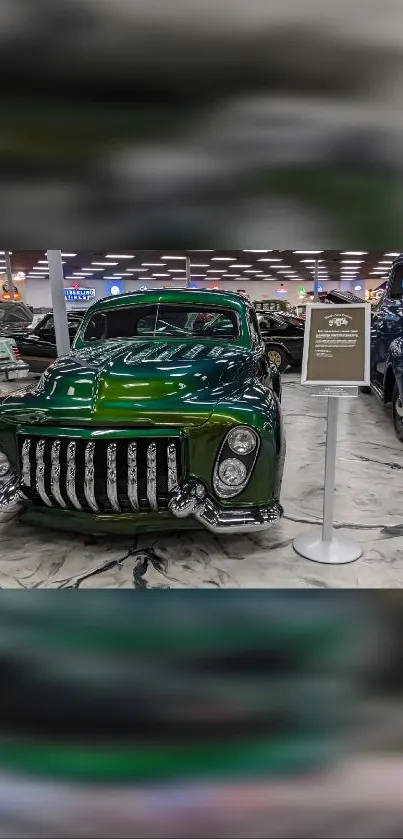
[0, 289, 285, 536]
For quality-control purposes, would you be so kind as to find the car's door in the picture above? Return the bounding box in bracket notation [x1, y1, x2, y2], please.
[372, 267, 403, 385]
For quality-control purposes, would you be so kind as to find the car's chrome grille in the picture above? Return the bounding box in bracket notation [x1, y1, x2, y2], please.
[18, 434, 184, 514]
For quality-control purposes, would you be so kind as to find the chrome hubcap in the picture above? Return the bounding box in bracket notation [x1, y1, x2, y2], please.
[268, 350, 282, 368]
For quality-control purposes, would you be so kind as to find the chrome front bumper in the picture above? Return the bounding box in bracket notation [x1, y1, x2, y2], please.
[0, 470, 283, 535]
[169, 479, 283, 534]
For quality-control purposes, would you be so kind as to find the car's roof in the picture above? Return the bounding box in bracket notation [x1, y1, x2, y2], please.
[95, 287, 251, 309]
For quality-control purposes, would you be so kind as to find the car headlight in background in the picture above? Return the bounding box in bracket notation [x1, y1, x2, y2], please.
[0, 454, 10, 478]
[213, 426, 260, 499]
[227, 426, 257, 455]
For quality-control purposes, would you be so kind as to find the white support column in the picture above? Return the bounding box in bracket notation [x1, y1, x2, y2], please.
[47, 250, 70, 357]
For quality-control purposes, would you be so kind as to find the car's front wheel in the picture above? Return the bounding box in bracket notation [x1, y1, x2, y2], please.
[392, 383, 403, 443]
[266, 345, 289, 373]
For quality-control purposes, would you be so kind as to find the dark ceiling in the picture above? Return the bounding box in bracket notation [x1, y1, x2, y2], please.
[7, 249, 398, 286]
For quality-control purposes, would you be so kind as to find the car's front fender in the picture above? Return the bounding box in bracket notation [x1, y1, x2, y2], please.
[187, 381, 285, 506]
[386, 339, 403, 401]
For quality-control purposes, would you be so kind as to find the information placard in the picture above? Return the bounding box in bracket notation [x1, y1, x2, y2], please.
[301, 303, 371, 386]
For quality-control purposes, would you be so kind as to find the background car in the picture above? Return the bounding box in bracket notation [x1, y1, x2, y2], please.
[256, 310, 305, 372]
[7, 311, 87, 374]
[360, 254, 403, 441]
[253, 299, 292, 313]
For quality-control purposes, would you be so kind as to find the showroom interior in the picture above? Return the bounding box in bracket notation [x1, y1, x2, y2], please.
[0, 248, 401, 589]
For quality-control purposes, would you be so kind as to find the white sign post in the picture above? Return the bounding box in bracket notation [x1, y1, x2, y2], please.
[293, 302, 371, 565]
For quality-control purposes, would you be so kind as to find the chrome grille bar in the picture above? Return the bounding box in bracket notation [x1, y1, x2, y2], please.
[50, 440, 67, 508]
[21, 438, 31, 487]
[35, 439, 52, 507]
[66, 441, 82, 511]
[84, 442, 99, 512]
[107, 442, 120, 512]
[127, 442, 139, 511]
[146, 442, 158, 511]
[167, 443, 178, 492]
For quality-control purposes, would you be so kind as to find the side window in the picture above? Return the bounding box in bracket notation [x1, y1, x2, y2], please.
[371, 293, 386, 312]
[40, 316, 54, 331]
[390, 265, 403, 298]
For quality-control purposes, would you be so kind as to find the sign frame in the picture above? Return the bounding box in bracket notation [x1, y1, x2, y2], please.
[301, 302, 371, 387]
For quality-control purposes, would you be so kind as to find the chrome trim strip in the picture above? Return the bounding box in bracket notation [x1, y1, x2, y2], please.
[184, 344, 204, 359]
[66, 441, 82, 511]
[21, 438, 31, 487]
[107, 442, 120, 512]
[127, 442, 139, 511]
[167, 443, 178, 492]
[84, 442, 99, 512]
[50, 440, 67, 509]
[35, 439, 52, 507]
[146, 442, 158, 511]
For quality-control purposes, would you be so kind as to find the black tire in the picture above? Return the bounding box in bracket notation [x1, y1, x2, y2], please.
[359, 385, 371, 394]
[266, 345, 289, 373]
[392, 383, 403, 443]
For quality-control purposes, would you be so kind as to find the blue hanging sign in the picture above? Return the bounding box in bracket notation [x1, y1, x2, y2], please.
[64, 285, 96, 302]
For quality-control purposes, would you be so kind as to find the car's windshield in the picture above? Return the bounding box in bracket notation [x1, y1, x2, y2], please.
[83, 303, 240, 343]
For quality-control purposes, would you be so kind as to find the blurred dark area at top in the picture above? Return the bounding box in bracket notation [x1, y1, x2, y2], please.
[2, 0, 403, 245]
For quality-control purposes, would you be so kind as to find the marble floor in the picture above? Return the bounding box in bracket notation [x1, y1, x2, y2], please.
[1, 374, 403, 588]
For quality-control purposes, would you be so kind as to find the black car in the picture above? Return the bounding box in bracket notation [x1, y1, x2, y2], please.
[8, 311, 87, 374]
[360, 254, 403, 441]
[256, 310, 305, 372]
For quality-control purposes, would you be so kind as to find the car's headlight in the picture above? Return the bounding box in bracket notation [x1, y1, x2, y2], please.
[213, 426, 260, 499]
[218, 458, 248, 486]
[227, 427, 257, 455]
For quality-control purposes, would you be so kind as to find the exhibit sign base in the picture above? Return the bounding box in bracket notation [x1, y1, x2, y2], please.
[293, 395, 363, 566]
[293, 530, 363, 565]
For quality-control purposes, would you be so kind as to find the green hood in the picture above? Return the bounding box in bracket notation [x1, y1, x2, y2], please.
[0, 339, 255, 428]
